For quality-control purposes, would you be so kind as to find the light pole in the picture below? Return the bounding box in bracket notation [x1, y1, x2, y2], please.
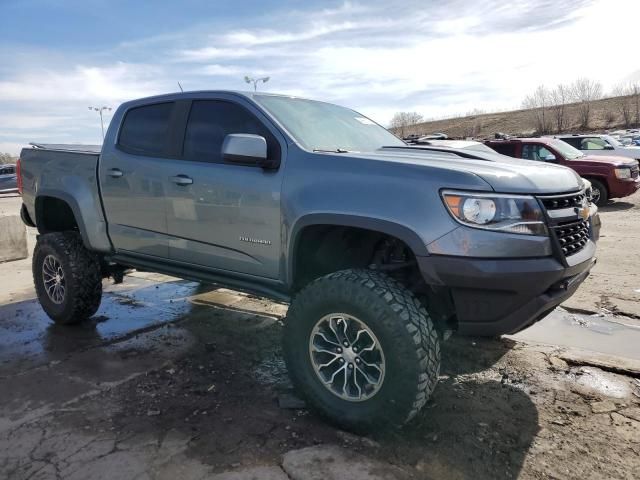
[88, 106, 112, 140]
[244, 76, 270, 91]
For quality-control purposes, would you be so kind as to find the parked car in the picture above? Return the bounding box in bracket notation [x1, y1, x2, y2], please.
[555, 134, 640, 162]
[0, 164, 18, 193]
[19, 91, 599, 430]
[486, 137, 640, 205]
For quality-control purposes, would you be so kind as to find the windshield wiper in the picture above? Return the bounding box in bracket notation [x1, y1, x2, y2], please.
[313, 148, 350, 153]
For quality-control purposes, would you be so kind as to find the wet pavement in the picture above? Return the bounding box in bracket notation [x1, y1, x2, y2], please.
[511, 308, 640, 361]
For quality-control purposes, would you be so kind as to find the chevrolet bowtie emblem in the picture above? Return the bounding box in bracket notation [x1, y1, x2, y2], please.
[576, 204, 590, 221]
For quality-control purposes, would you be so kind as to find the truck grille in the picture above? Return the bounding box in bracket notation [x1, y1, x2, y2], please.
[540, 192, 586, 210]
[552, 219, 590, 257]
[538, 190, 590, 258]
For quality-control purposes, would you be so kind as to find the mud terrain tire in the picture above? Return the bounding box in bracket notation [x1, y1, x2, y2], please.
[33, 232, 102, 324]
[283, 269, 440, 431]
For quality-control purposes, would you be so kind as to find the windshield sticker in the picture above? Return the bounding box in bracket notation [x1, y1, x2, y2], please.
[354, 117, 375, 125]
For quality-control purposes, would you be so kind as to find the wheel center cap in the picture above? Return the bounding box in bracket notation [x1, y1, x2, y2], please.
[342, 347, 357, 363]
[55, 274, 61, 284]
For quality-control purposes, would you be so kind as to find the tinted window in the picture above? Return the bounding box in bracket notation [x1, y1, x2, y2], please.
[488, 143, 516, 157]
[559, 137, 581, 148]
[183, 100, 280, 163]
[118, 102, 174, 155]
[0, 166, 15, 175]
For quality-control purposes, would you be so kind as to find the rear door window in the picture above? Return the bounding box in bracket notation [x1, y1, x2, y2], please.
[560, 137, 581, 149]
[488, 143, 517, 157]
[118, 102, 175, 156]
[182, 100, 280, 163]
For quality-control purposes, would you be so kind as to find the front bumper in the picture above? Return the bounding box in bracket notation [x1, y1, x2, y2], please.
[609, 177, 640, 199]
[417, 240, 596, 336]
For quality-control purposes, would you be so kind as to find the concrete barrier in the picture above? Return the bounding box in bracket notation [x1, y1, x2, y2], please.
[0, 215, 28, 263]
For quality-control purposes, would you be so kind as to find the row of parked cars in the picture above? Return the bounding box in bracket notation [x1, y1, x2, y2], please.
[407, 134, 640, 206]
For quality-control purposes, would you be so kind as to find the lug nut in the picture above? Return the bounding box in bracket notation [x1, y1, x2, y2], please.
[348, 363, 354, 369]
[355, 358, 361, 364]
[336, 347, 343, 353]
[343, 341, 349, 347]
[353, 347, 358, 353]
[339, 358, 345, 364]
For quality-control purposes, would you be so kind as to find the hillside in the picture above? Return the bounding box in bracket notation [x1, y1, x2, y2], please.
[398, 94, 639, 139]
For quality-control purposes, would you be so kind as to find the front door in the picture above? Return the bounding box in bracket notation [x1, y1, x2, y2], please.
[165, 98, 285, 279]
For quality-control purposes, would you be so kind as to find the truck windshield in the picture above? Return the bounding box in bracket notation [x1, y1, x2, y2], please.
[254, 95, 406, 152]
[548, 139, 585, 159]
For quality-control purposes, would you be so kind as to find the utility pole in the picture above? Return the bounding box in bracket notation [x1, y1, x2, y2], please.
[244, 76, 270, 91]
[88, 106, 112, 140]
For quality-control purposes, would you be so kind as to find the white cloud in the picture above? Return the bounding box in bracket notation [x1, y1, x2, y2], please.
[1, 0, 640, 155]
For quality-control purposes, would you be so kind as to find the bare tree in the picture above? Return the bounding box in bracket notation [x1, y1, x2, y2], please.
[632, 82, 640, 127]
[549, 84, 570, 132]
[612, 83, 633, 128]
[0, 153, 17, 165]
[570, 78, 602, 129]
[522, 85, 551, 133]
[389, 111, 424, 138]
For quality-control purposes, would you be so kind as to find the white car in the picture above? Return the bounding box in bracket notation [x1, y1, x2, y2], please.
[555, 134, 640, 162]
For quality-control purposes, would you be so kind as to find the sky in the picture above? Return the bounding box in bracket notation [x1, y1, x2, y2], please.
[1, 0, 639, 154]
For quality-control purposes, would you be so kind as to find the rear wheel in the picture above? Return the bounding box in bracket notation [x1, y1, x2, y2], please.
[283, 269, 440, 431]
[33, 232, 102, 324]
[589, 179, 608, 206]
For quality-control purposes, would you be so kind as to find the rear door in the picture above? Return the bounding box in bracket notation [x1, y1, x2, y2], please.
[99, 101, 179, 258]
[165, 97, 285, 278]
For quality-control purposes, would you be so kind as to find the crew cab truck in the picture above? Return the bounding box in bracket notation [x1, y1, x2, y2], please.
[19, 91, 599, 430]
[486, 137, 640, 206]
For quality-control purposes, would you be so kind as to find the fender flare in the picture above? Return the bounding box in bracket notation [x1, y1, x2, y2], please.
[286, 213, 428, 286]
[35, 189, 94, 250]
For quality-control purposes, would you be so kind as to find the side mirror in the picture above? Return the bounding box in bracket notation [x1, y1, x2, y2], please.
[544, 153, 557, 162]
[222, 134, 278, 169]
[604, 144, 615, 150]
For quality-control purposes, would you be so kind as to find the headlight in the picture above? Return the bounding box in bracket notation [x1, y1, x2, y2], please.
[615, 167, 632, 179]
[441, 190, 548, 236]
[582, 178, 593, 203]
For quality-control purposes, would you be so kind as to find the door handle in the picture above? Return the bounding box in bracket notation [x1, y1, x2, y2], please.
[108, 168, 123, 178]
[171, 175, 193, 186]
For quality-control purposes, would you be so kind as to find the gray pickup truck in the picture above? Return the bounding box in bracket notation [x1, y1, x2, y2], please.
[19, 91, 599, 430]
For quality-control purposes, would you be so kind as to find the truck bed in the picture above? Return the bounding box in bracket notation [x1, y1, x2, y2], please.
[20, 144, 112, 253]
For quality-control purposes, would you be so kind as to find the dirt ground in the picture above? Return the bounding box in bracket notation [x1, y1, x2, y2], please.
[563, 192, 640, 317]
[1, 192, 640, 479]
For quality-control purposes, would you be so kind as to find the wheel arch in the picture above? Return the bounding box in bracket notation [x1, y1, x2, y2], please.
[286, 213, 428, 289]
[34, 189, 112, 253]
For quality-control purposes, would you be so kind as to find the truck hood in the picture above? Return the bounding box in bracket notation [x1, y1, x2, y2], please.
[577, 154, 638, 167]
[347, 148, 583, 194]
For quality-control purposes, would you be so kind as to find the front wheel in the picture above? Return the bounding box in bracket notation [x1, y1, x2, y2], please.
[589, 179, 608, 207]
[283, 269, 440, 431]
[33, 232, 103, 324]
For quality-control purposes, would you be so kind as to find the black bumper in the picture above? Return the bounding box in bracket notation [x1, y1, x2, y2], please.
[417, 241, 596, 336]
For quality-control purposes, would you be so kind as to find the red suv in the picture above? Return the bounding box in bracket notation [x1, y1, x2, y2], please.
[485, 137, 640, 205]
